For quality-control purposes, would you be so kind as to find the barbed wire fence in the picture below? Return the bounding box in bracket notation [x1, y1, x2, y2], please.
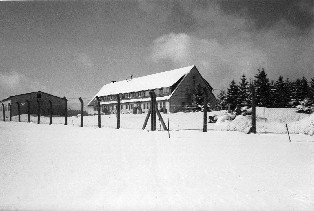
[1, 87, 313, 136]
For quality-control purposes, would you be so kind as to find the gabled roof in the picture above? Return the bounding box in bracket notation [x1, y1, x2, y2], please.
[89, 65, 195, 105]
[0, 91, 64, 103]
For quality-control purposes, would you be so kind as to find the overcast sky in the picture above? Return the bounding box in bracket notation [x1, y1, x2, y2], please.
[0, 0, 313, 101]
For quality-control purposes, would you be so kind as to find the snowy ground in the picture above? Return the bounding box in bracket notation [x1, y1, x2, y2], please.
[0, 121, 314, 210]
[9, 110, 314, 136]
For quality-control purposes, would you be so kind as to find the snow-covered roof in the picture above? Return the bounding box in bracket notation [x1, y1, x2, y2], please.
[89, 65, 195, 105]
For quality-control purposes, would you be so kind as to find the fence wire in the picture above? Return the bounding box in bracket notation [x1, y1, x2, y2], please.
[255, 107, 312, 134]
[2, 94, 313, 136]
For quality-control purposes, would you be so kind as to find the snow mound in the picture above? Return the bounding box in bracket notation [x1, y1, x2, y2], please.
[211, 112, 314, 136]
[216, 113, 236, 124]
[228, 115, 252, 132]
[290, 114, 314, 136]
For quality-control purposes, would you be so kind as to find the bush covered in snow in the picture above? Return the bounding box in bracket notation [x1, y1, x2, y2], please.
[210, 111, 314, 136]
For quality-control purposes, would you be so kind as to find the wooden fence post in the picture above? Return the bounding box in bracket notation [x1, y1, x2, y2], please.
[250, 84, 256, 134]
[37, 100, 40, 124]
[49, 100, 52, 125]
[9, 103, 12, 121]
[2, 103, 5, 121]
[149, 91, 156, 131]
[96, 96, 101, 128]
[79, 97, 84, 127]
[63, 97, 67, 125]
[26, 100, 30, 123]
[116, 94, 121, 129]
[156, 104, 167, 131]
[203, 88, 208, 132]
[142, 109, 151, 130]
[16, 102, 20, 122]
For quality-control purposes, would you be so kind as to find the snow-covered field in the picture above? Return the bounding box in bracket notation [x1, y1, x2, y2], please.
[9, 110, 314, 136]
[0, 121, 314, 210]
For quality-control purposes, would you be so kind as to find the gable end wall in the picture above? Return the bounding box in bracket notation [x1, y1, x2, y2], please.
[169, 67, 216, 112]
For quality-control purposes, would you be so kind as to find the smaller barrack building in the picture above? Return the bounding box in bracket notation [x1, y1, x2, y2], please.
[0, 91, 66, 120]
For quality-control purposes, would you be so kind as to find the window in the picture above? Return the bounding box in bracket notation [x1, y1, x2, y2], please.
[37, 93, 41, 98]
[163, 87, 170, 94]
[145, 91, 150, 97]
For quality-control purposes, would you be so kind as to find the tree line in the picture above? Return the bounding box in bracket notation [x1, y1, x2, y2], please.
[217, 68, 314, 110]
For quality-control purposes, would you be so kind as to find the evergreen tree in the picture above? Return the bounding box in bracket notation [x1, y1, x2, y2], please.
[238, 74, 249, 106]
[285, 78, 294, 107]
[273, 76, 289, 107]
[310, 78, 314, 104]
[269, 80, 276, 107]
[254, 68, 271, 107]
[226, 80, 240, 110]
[300, 76, 309, 100]
[292, 79, 303, 103]
[217, 90, 227, 110]
[191, 84, 204, 109]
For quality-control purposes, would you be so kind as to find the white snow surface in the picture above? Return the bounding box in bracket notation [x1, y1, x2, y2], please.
[1, 121, 314, 210]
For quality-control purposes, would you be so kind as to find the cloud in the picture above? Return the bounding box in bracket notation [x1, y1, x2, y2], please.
[0, 72, 21, 90]
[149, 1, 314, 89]
[151, 33, 268, 87]
[0, 71, 48, 99]
[73, 52, 94, 69]
[151, 33, 191, 64]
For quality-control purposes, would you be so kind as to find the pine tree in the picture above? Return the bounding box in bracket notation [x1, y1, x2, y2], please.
[300, 76, 309, 100]
[310, 78, 314, 104]
[217, 90, 227, 110]
[254, 68, 271, 107]
[285, 78, 295, 107]
[192, 84, 204, 107]
[238, 74, 249, 106]
[226, 80, 240, 110]
[269, 80, 276, 107]
[273, 76, 289, 107]
[292, 79, 303, 103]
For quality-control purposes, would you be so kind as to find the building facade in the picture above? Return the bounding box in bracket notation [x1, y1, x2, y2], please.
[0, 91, 66, 120]
[88, 65, 217, 114]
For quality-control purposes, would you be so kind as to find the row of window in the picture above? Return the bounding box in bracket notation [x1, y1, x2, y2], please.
[100, 87, 170, 102]
[102, 101, 167, 111]
[0, 105, 9, 111]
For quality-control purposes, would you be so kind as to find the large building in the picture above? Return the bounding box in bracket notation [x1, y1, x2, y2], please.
[0, 91, 66, 120]
[88, 65, 217, 114]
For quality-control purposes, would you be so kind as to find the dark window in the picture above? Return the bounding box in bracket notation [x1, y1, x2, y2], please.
[37, 93, 41, 98]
